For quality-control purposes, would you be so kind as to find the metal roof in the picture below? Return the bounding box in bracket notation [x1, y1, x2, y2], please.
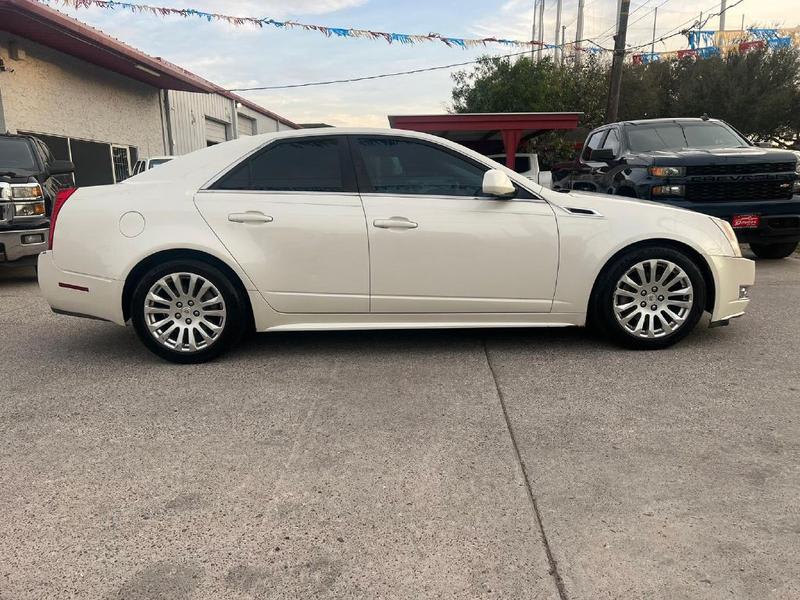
[388, 112, 582, 144]
[0, 0, 298, 128]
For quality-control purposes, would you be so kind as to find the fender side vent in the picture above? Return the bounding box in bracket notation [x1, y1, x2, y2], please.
[565, 207, 601, 216]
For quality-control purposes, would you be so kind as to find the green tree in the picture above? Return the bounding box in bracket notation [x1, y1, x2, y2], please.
[451, 49, 800, 150]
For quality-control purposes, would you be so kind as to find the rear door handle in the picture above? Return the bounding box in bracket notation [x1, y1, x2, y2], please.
[373, 217, 418, 230]
[228, 211, 273, 224]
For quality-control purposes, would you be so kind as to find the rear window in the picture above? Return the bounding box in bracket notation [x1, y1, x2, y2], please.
[626, 122, 748, 152]
[0, 137, 37, 171]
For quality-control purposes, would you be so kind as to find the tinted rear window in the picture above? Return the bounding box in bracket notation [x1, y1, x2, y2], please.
[0, 137, 37, 171]
[215, 137, 344, 192]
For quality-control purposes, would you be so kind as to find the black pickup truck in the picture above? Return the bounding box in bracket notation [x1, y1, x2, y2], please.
[552, 118, 800, 258]
[0, 133, 73, 266]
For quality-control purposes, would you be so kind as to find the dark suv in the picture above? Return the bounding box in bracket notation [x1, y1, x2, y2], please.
[552, 118, 800, 258]
[0, 133, 73, 265]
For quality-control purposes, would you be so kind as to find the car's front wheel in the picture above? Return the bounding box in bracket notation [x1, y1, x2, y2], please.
[749, 241, 798, 259]
[130, 259, 246, 363]
[592, 247, 707, 350]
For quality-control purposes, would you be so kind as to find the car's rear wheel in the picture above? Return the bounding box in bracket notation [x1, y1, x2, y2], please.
[592, 247, 707, 350]
[749, 241, 798, 259]
[130, 259, 246, 363]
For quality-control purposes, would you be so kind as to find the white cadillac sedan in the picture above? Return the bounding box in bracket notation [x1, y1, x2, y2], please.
[39, 128, 755, 363]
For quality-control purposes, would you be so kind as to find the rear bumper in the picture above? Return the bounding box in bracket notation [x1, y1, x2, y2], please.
[0, 227, 49, 263]
[37, 251, 125, 325]
[707, 255, 756, 324]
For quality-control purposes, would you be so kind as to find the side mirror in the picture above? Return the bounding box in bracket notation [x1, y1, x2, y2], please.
[589, 148, 615, 162]
[755, 141, 773, 148]
[49, 159, 75, 176]
[482, 169, 516, 197]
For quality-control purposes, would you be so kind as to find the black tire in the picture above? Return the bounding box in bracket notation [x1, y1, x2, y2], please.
[749, 241, 798, 259]
[130, 259, 247, 363]
[590, 246, 707, 350]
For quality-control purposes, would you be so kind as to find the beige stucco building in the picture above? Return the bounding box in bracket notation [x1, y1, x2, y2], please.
[0, 0, 297, 187]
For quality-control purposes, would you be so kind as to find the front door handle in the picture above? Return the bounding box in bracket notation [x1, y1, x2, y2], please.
[373, 217, 418, 230]
[228, 211, 273, 224]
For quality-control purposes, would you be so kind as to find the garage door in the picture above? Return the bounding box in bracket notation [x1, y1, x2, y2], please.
[238, 115, 256, 137]
[205, 118, 228, 146]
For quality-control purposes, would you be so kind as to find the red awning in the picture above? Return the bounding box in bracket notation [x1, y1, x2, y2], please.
[388, 112, 582, 169]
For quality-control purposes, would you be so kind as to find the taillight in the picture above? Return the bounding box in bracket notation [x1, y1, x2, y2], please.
[48, 187, 77, 250]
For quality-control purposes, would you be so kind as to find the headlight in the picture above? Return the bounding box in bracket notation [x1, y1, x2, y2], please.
[710, 217, 742, 257]
[649, 166, 685, 177]
[652, 184, 685, 196]
[794, 160, 800, 192]
[11, 184, 43, 199]
[13, 200, 46, 217]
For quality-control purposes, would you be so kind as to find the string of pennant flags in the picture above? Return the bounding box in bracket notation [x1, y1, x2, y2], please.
[632, 27, 800, 63]
[46, 0, 800, 64]
[47, 0, 592, 51]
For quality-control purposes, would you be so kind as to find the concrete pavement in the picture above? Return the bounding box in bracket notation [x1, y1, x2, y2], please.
[0, 255, 798, 599]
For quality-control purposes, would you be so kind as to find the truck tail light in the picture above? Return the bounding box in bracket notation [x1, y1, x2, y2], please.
[48, 187, 77, 251]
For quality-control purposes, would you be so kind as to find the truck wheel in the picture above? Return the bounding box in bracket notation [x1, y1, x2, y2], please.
[130, 259, 246, 363]
[591, 246, 706, 350]
[749, 241, 798, 259]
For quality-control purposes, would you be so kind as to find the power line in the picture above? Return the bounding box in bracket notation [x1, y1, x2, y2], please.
[627, 0, 745, 51]
[226, 51, 534, 91]
[227, 0, 748, 92]
[593, 0, 660, 46]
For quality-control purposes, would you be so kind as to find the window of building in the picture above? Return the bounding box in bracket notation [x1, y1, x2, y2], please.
[111, 146, 131, 182]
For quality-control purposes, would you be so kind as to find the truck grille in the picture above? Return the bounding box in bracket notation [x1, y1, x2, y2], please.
[686, 162, 796, 176]
[685, 180, 794, 203]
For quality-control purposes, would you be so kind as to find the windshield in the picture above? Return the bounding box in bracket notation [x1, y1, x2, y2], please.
[626, 122, 749, 152]
[148, 158, 173, 169]
[0, 137, 37, 171]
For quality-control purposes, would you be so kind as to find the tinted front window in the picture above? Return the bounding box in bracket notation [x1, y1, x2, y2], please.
[582, 130, 606, 160]
[148, 159, 172, 169]
[0, 138, 37, 171]
[216, 137, 344, 192]
[356, 137, 487, 197]
[602, 129, 621, 156]
[626, 122, 748, 152]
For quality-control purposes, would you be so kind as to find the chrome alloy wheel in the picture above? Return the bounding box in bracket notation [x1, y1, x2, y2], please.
[144, 273, 227, 353]
[612, 259, 694, 339]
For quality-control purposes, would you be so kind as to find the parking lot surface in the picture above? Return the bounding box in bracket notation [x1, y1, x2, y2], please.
[1, 255, 798, 599]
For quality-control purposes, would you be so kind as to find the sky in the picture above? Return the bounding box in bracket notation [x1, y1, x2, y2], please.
[52, 0, 796, 127]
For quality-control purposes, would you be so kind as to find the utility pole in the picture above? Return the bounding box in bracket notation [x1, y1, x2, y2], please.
[562, 25, 567, 64]
[537, 0, 545, 61]
[554, 0, 563, 64]
[720, 0, 727, 31]
[650, 7, 658, 56]
[740, 14, 745, 32]
[606, 0, 631, 123]
[616, 0, 623, 33]
[531, 0, 538, 61]
[575, 0, 585, 65]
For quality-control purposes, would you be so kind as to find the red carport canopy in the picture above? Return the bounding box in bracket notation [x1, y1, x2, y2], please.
[388, 112, 582, 169]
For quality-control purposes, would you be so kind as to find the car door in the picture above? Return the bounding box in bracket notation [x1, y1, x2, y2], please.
[194, 135, 369, 313]
[350, 135, 559, 313]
